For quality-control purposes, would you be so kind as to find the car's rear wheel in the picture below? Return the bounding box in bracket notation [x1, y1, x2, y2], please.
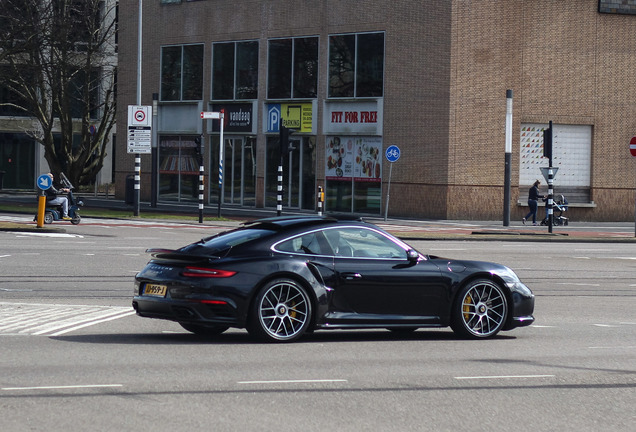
[179, 323, 228, 336]
[451, 279, 508, 338]
[248, 278, 312, 343]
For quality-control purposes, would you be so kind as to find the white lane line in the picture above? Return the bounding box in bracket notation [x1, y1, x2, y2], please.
[588, 346, 636, 349]
[454, 375, 555, 380]
[2, 384, 123, 391]
[14, 232, 84, 238]
[593, 324, 619, 328]
[238, 379, 348, 385]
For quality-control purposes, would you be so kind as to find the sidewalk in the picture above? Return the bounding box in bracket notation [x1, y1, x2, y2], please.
[1, 192, 636, 241]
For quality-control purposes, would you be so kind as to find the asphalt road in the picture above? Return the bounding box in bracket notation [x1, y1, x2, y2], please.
[1, 218, 635, 431]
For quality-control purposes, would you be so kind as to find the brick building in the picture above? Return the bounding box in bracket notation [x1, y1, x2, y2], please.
[115, 0, 636, 221]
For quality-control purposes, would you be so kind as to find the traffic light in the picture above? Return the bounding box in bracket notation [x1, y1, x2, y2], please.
[279, 125, 296, 155]
[193, 136, 203, 164]
[543, 126, 552, 160]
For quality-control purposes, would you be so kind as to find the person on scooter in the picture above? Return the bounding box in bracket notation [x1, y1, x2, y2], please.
[44, 173, 71, 220]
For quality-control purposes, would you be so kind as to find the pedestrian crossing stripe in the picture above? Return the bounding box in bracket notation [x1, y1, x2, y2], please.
[0, 302, 134, 336]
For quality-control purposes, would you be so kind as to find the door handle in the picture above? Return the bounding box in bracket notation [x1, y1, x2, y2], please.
[341, 272, 362, 280]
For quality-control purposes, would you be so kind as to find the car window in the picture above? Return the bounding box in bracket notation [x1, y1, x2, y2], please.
[326, 227, 407, 259]
[276, 232, 326, 255]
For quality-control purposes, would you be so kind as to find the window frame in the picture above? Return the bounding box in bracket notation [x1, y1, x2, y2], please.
[328, 31, 385, 99]
[160, 43, 204, 102]
[211, 40, 259, 101]
[267, 36, 319, 100]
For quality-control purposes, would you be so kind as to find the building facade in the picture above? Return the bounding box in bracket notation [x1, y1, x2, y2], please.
[115, 0, 636, 221]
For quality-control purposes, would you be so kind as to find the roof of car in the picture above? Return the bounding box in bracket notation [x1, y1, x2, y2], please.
[242, 214, 365, 230]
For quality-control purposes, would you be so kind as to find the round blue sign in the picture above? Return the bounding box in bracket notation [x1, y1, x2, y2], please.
[385, 145, 401, 162]
[37, 174, 52, 190]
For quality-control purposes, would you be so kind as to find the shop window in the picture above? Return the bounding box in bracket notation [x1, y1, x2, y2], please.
[267, 37, 318, 99]
[329, 32, 384, 98]
[212, 41, 258, 100]
[159, 136, 199, 202]
[325, 136, 382, 213]
[160, 44, 203, 101]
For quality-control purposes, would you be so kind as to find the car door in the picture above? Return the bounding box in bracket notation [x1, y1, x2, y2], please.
[326, 227, 447, 320]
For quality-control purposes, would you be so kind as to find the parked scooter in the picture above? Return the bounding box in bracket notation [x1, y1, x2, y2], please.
[35, 173, 84, 225]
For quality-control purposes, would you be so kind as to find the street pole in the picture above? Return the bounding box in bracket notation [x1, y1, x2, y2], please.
[217, 110, 224, 218]
[134, 0, 143, 217]
[547, 121, 554, 234]
[151, 93, 158, 207]
[503, 90, 513, 226]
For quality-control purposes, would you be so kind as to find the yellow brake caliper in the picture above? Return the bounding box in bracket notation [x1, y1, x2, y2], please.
[463, 294, 473, 321]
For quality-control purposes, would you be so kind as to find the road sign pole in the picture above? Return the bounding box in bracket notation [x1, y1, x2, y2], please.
[384, 162, 393, 222]
[384, 145, 401, 221]
[134, 155, 140, 217]
[218, 111, 224, 218]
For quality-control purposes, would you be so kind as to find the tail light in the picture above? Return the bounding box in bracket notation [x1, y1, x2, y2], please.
[182, 266, 236, 278]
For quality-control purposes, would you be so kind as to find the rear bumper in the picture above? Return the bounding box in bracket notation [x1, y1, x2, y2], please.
[132, 296, 239, 326]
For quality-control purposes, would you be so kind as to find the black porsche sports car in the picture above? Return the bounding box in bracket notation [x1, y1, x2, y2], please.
[133, 216, 534, 342]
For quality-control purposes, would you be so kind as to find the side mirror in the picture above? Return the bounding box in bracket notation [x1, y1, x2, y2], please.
[406, 249, 420, 262]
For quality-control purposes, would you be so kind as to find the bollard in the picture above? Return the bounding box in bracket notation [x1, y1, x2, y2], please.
[317, 186, 324, 216]
[36, 193, 46, 228]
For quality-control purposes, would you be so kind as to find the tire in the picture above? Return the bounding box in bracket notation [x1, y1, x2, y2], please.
[451, 279, 508, 339]
[179, 322, 228, 336]
[71, 214, 81, 225]
[247, 278, 312, 343]
[44, 212, 54, 224]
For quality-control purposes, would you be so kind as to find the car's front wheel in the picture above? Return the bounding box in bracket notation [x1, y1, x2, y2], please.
[179, 323, 229, 337]
[451, 279, 508, 338]
[248, 278, 312, 342]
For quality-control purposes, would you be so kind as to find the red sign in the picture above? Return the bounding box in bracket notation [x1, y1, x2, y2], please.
[631, 136, 636, 157]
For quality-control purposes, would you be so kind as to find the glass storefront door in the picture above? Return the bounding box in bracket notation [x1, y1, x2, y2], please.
[265, 136, 316, 210]
[209, 136, 256, 207]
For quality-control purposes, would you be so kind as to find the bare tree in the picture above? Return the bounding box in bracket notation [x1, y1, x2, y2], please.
[0, 0, 117, 187]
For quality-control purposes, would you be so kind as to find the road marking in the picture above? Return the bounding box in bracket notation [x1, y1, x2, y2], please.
[454, 375, 555, 380]
[2, 384, 123, 391]
[588, 346, 636, 349]
[238, 379, 348, 385]
[15, 232, 84, 238]
[593, 324, 619, 328]
[0, 302, 134, 336]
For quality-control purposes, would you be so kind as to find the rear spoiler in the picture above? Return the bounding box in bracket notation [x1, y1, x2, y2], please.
[145, 248, 221, 262]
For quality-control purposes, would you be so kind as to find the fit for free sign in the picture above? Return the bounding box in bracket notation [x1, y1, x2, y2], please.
[127, 105, 152, 154]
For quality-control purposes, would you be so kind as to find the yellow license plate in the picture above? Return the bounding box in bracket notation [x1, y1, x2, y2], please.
[144, 283, 167, 297]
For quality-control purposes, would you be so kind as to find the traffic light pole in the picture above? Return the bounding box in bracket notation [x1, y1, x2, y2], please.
[545, 120, 554, 234]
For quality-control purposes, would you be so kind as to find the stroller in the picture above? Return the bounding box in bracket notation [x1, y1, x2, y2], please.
[540, 195, 568, 226]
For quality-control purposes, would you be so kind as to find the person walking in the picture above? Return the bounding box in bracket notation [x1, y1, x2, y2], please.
[522, 180, 545, 226]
